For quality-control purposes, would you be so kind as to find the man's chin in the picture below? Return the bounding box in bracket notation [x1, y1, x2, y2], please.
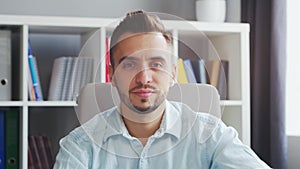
[131, 105, 156, 114]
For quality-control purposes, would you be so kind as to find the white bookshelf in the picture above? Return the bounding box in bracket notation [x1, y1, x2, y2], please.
[0, 15, 250, 169]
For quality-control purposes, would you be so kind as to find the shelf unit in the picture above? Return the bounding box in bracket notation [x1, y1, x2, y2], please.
[0, 15, 250, 169]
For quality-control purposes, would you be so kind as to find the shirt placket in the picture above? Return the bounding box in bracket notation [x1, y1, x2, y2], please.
[138, 134, 162, 169]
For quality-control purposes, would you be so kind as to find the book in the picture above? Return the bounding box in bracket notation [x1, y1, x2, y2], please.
[5, 110, 19, 169]
[199, 60, 207, 84]
[27, 142, 34, 169]
[32, 56, 43, 100]
[183, 59, 197, 83]
[48, 57, 68, 101]
[72, 57, 84, 100]
[29, 135, 42, 169]
[61, 57, 73, 100]
[79, 57, 94, 94]
[217, 60, 229, 100]
[35, 135, 50, 169]
[0, 110, 4, 169]
[28, 42, 43, 101]
[67, 57, 76, 101]
[177, 58, 188, 83]
[82, 58, 93, 89]
[206, 60, 220, 87]
[80, 57, 89, 91]
[28, 66, 36, 101]
[42, 135, 54, 168]
[105, 37, 111, 82]
[192, 59, 207, 84]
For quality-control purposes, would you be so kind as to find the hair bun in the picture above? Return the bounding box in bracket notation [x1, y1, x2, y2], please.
[127, 10, 145, 16]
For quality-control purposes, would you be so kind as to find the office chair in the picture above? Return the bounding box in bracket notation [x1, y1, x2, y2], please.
[76, 83, 221, 124]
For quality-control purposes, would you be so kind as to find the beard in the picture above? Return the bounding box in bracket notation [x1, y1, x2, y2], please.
[117, 84, 167, 114]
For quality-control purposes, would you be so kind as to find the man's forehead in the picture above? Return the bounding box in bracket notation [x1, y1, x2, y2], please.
[117, 32, 166, 43]
[122, 48, 172, 56]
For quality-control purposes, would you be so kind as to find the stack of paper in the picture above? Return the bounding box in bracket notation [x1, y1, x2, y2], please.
[48, 57, 94, 101]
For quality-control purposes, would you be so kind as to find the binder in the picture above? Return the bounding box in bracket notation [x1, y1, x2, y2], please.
[0, 30, 11, 101]
[5, 110, 19, 169]
[0, 110, 5, 169]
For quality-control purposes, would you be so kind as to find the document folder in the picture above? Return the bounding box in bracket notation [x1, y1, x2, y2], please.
[0, 30, 11, 101]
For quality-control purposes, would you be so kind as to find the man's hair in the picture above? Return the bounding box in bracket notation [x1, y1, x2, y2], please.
[110, 10, 173, 67]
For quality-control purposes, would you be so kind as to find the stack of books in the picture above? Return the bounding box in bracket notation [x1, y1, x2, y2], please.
[48, 57, 94, 101]
[177, 58, 229, 100]
[28, 135, 54, 169]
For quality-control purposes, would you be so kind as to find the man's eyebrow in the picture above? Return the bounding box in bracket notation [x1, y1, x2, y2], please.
[118, 55, 168, 64]
[147, 56, 167, 62]
[118, 56, 138, 64]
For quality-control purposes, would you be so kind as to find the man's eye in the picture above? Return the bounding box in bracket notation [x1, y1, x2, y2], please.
[122, 62, 135, 69]
[150, 62, 163, 68]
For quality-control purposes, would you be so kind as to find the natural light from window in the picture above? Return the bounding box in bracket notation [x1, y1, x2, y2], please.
[286, 1, 300, 136]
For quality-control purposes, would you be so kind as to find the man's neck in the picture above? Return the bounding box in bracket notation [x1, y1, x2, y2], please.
[123, 112, 164, 145]
[120, 101, 166, 146]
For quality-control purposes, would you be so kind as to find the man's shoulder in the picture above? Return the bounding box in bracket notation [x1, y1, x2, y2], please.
[168, 101, 221, 125]
[63, 107, 117, 145]
[168, 101, 224, 143]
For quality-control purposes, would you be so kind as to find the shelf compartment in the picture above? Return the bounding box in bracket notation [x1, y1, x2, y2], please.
[27, 26, 103, 101]
[29, 106, 79, 156]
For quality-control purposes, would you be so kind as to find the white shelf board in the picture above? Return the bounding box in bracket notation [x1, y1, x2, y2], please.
[0, 101, 24, 107]
[163, 20, 249, 34]
[220, 100, 242, 106]
[27, 101, 77, 107]
[0, 15, 115, 27]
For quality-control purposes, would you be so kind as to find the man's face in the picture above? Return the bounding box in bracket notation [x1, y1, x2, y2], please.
[110, 32, 176, 114]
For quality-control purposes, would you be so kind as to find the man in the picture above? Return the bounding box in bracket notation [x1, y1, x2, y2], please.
[54, 10, 270, 168]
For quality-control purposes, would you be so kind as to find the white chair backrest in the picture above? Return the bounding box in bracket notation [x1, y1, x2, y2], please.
[76, 83, 221, 123]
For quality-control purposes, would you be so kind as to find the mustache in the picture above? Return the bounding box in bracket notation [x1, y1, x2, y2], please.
[129, 84, 158, 92]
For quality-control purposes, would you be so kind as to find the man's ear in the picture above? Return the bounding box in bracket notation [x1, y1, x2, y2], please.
[170, 64, 177, 86]
[109, 65, 115, 86]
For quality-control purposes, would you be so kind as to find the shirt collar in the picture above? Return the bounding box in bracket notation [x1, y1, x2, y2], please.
[103, 108, 127, 143]
[103, 100, 182, 143]
[161, 100, 182, 140]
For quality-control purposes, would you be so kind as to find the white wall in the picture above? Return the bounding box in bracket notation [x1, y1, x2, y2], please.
[288, 136, 300, 169]
[0, 0, 196, 19]
[286, 1, 300, 168]
[286, 0, 300, 136]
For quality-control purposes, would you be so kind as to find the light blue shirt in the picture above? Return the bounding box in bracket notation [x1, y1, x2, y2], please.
[54, 101, 270, 169]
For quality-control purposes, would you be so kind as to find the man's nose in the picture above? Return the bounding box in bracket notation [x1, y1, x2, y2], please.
[135, 68, 152, 84]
